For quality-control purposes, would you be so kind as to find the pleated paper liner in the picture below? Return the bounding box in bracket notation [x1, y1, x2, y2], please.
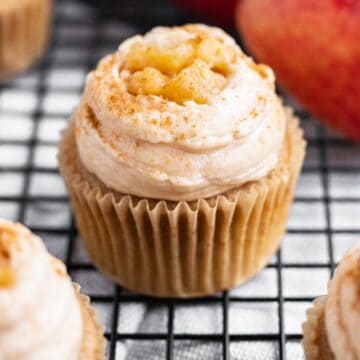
[0, 0, 52, 81]
[74, 283, 105, 360]
[59, 108, 305, 297]
[302, 296, 334, 360]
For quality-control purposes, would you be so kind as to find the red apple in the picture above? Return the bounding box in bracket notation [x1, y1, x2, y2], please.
[176, 0, 238, 26]
[237, 0, 360, 141]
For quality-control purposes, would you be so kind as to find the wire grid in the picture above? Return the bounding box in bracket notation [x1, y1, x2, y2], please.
[1, 1, 360, 359]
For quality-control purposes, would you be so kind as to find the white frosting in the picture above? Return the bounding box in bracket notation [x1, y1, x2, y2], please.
[325, 246, 360, 360]
[0, 219, 83, 360]
[75, 24, 286, 201]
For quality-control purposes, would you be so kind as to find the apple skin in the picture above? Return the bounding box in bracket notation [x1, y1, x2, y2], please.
[237, 0, 360, 141]
[176, 0, 238, 26]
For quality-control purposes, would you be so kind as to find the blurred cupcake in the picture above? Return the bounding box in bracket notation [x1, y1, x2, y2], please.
[302, 246, 360, 359]
[0, 219, 104, 359]
[59, 24, 305, 297]
[0, 0, 53, 81]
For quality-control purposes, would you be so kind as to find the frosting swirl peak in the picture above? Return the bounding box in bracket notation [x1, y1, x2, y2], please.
[0, 219, 83, 360]
[75, 24, 286, 201]
[325, 246, 360, 359]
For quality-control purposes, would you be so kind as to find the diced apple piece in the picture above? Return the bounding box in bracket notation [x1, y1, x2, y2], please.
[163, 59, 226, 104]
[127, 67, 168, 96]
[0, 266, 15, 287]
[197, 38, 235, 75]
[125, 42, 194, 75]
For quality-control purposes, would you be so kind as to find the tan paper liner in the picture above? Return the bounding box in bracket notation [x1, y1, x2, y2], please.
[0, 0, 52, 81]
[74, 283, 105, 360]
[59, 109, 305, 297]
[302, 295, 334, 360]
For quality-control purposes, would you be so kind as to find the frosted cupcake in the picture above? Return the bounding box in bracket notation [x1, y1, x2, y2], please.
[302, 246, 360, 359]
[0, 0, 52, 81]
[59, 24, 305, 297]
[0, 219, 104, 359]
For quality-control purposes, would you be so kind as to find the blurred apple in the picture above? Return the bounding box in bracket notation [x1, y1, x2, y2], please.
[237, 0, 360, 141]
[176, 0, 238, 26]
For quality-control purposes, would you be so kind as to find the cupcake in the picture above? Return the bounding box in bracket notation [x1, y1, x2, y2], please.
[0, 0, 52, 81]
[302, 246, 360, 359]
[0, 219, 104, 359]
[59, 24, 306, 297]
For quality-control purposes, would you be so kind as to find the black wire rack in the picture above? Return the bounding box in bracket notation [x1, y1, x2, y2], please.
[1, 0, 360, 359]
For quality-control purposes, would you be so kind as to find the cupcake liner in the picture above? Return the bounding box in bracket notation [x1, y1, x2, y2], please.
[302, 296, 334, 360]
[0, 0, 52, 81]
[59, 109, 305, 297]
[74, 283, 105, 360]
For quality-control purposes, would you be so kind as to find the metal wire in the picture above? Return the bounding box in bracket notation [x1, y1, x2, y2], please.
[1, 1, 359, 359]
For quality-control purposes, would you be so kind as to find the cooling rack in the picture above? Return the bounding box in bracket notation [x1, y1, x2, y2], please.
[1, 0, 360, 359]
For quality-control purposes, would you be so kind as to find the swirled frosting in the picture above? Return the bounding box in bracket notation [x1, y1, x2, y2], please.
[0, 219, 83, 360]
[324, 246, 360, 359]
[75, 24, 286, 201]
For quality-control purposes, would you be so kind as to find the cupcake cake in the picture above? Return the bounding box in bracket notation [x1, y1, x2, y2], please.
[302, 246, 360, 359]
[0, 219, 104, 359]
[0, 0, 53, 81]
[59, 24, 306, 297]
